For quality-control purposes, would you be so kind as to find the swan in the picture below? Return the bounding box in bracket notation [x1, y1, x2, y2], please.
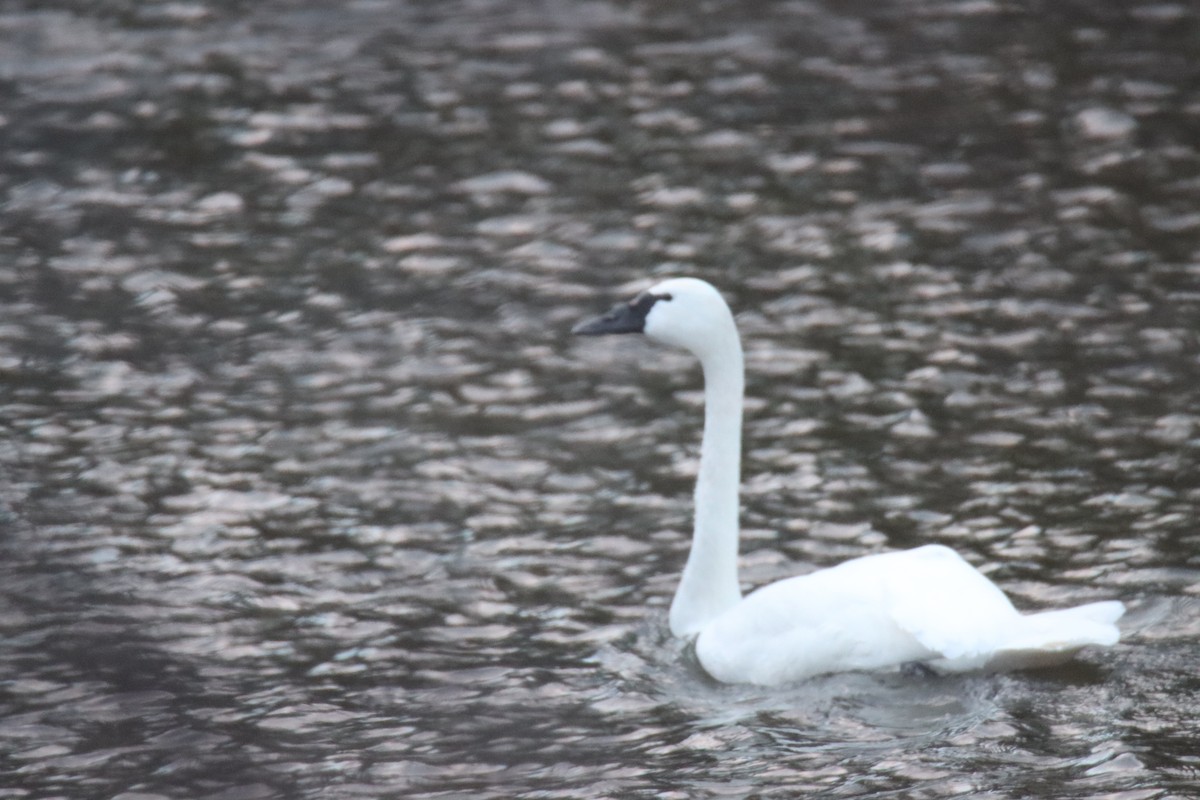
[573, 277, 1124, 685]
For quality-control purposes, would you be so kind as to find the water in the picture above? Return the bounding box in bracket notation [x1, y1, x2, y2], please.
[1, 1, 1198, 797]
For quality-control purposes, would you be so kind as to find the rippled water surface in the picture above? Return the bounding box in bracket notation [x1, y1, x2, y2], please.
[2, 1, 1199, 797]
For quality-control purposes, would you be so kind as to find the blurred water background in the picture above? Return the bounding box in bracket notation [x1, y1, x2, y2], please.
[1, 1, 1199, 797]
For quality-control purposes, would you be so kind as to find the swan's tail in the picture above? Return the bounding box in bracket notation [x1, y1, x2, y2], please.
[985, 600, 1125, 671]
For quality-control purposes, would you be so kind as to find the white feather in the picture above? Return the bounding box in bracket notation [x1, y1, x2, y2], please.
[579, 277, 1125, 685]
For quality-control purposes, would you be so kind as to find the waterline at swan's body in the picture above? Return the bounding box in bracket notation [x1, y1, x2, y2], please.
[695, 544, 1122, 685]
[573, 277, 1124, 686]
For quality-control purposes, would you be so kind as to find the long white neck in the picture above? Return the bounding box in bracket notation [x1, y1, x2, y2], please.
[668, 331, 745, 636]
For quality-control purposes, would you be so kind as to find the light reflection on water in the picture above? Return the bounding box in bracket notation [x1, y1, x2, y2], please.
[1, 0, 1199, 797]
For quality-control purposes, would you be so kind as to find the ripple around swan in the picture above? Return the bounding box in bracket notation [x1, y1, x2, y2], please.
[1, 0, 1199, 797]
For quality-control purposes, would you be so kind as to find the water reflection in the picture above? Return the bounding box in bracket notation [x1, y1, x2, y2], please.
[1, 0, 1198, 797]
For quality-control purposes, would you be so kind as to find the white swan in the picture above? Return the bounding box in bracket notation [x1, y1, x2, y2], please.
[573, 277, 1124, 685]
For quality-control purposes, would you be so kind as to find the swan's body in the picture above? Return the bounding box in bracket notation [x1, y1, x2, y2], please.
[573, 277, 1124, 686]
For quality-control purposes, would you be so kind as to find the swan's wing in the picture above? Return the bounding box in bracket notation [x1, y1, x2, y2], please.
[698, 568, 934, 685]
[881, 545, 1019, 661]
[699, 546, 998, 683]
[698, 545, 1121, 684]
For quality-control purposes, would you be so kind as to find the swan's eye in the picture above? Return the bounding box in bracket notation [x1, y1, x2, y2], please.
[629, 291, 672, 315]
[628, 292, 656, 314]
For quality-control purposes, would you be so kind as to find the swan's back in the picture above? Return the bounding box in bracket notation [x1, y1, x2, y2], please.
[696, 545, 1123, 685]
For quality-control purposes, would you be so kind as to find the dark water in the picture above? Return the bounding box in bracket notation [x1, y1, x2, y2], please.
[2, 1, 1199, 797]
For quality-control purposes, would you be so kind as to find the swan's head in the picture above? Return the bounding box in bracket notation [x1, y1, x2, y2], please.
[572, 277, 738, 359]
